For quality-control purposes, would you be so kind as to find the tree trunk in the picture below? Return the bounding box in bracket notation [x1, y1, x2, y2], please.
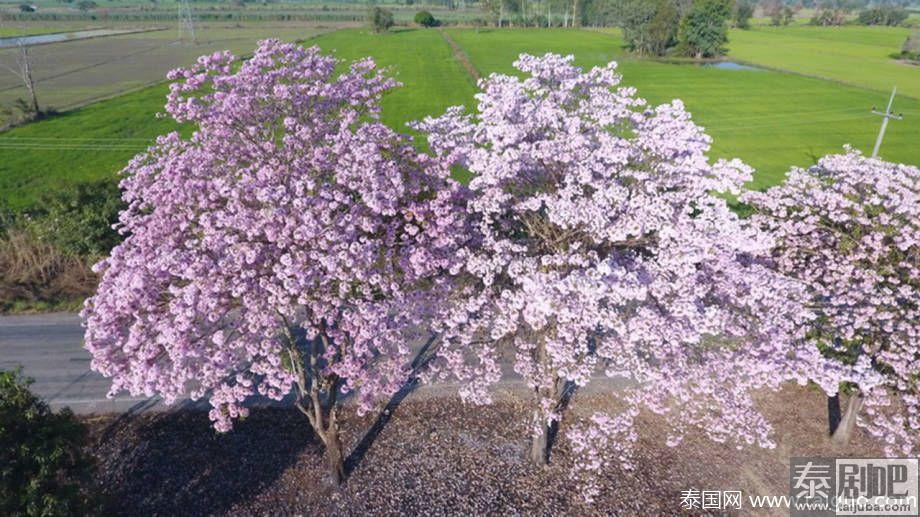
[285, 326, 348, 485]
[831, 391, 863, 446]
[529, 411, 550, 465]
[322, 421, 346, 485]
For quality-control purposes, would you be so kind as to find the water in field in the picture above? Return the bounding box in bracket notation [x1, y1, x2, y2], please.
[704, 61, 762, 71]
[0, 29, 141, 49]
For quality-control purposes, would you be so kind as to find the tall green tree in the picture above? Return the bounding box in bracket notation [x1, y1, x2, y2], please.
[619, 0, 681, 56]
[733, 0, 754, 29]
[677, 0, 732, 58]
[368, 6, 394, 32]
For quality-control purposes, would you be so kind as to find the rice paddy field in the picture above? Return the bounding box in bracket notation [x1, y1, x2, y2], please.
[448, 28, 920, 189]
[0, 22, 344, 110]
[728, 25, 920, 99]
[1, 24, 919, 209]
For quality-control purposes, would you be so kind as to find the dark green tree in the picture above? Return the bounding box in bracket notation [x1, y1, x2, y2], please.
[414, 10, 439, 26]
[368, 6, 394, 32]
[733, 0, 754, 29]
[858, 6, 908, 26]
[619, 0, 680, 56]
[677, 0, 732, 58]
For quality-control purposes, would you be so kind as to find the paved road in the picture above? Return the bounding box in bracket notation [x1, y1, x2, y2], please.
[1, 312, 629, 415]
[0, 312, 161, 413]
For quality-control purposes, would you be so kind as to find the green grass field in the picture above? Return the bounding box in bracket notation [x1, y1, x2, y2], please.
[302, 28, 476, 133]
[0, 28, 475, 209]
[2, 26, 919, 209]
[447, 28, 920, 188]
[0, 85, 175, 210]
[728, 25, 920, 100]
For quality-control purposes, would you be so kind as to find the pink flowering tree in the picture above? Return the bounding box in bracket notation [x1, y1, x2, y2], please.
[415, 54, 834, 499]
[81, 40, 467, 483]
[743, 150, 919, 456]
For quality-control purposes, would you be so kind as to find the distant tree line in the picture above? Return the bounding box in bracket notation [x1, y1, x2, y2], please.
[472, 0, 916, 36]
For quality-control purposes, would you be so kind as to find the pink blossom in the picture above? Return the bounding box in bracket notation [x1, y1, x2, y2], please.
[744, 149, 920, 457]
[416, 53, 830, 500]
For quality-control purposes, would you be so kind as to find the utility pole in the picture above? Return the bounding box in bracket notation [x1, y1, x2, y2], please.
[871, 86, 903, 158]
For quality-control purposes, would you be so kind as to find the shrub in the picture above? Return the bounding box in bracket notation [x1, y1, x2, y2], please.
[0, 226, 96, 312]
[369, 6, 394, 32]
[733, 0, 754, 29]
[810, 8, 847, 26]
[858, 6, 908, 26]
[0, 180, 118, 312]
[0, 369, 97, 515]
[414, 10, 438, 27]
[24, 180, 123, 258]
[902, 31, 920, 62]
[767, 4, 794, 26]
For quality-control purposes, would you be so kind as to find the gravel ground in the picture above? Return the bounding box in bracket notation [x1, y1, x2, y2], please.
[84, 385, 881, 516]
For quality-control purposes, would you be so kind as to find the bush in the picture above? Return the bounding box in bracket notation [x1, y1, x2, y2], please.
[0, 180, 121, 312]
[0, 226, 96, 312]
[24, 180, 123, 258]
[768, 5, 794, 26]
[858, 6, 908, 26]
[0, 369, 98, 515]
[901, 31, 920, 62]
[733, 1, 754, 29]
[414, 10, 438, 27]
[369, 6, 394, 33]
[810, 8, 847, 26]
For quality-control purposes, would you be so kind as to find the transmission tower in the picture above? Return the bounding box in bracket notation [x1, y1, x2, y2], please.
[178, 0, 197, 44]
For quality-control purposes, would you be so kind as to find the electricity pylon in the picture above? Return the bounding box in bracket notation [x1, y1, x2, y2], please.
[178, 0, 197, 45]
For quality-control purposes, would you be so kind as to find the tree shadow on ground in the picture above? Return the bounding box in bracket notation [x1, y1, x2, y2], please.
[93, 405, 317, 516]
[90, 333, 440, 513]
[344, 333, 438, 477]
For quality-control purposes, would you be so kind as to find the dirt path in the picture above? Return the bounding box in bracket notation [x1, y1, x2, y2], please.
[439, 28, 481, 83]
